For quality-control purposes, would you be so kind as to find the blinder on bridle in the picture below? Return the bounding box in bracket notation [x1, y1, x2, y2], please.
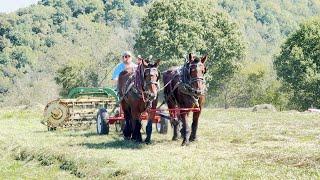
[138, 62, 160, 103]
[143, 67, 160, 90]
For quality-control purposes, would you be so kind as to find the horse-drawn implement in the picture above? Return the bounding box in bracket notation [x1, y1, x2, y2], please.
[42, 85, 179, 135]
[42, 87, 118, 130]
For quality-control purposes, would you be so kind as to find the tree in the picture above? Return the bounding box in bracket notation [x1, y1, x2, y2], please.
[67, 0, 104, 18]
[0, 53, 9, 65]
[10, 46, 35, 69]
[134, 0, 245, 92]
[133, 0, 151, 6]
[274, 17, 320, 110]
[54, 59, 99, 96]
[212, 62, 287, 109]
[104, 0, 142, 28]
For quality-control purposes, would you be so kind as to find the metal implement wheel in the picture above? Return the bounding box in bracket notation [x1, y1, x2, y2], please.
[114, 108, 124, 132]
[96, 108, 109, 135]
[48, 127, 57, 131]
[156, 117, 168, 134]
[43, 99, 69, 130]
[115, 121, 121, 132]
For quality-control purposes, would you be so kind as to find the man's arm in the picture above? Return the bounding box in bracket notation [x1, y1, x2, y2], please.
[112, 64, 123, 80]
[111, 63, 124, 86]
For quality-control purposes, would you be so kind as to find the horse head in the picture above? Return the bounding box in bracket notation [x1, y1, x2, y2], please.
[139, 58, 160, 101]
[184, 53, 207, 96]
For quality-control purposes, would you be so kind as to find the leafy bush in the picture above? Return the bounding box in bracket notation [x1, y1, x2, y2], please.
[274, 17, 320, 110]
[55, 59, 99, 96]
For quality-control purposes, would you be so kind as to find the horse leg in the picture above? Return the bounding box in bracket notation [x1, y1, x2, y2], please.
[136, 119, 142, 143]
[145, 107, 157, 144]
[145, 119, 152, 144]
[123, 106, 132, 140]
[130, 115, 137, 141]
[131, 111, 142, 143]
[131, 119, 142, 143]
[180, 112, 190, 146]
[190, 111, 200, 142]
[167, 103, 179, 141]
[172, 119, 180, 141]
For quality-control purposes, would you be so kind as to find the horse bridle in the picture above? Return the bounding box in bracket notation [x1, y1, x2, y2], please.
[184, 61, 206, 95]
[141, 67, 160, 102]
[143, 67, 160, 89]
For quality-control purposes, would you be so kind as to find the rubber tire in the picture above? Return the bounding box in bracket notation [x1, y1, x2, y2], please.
[156, 117, 168, 134]
[96, 108, 109, 135]
[48, 127, 57, 131]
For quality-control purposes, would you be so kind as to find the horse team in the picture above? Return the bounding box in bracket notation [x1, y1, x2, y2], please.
[118, 53, 207, 146]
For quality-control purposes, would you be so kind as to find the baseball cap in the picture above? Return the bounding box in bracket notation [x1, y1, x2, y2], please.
[122, 51, 132, 57]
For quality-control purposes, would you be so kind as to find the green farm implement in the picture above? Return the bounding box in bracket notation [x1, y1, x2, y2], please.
[43, 87, 175, 135]
[42, 87, 118, 130]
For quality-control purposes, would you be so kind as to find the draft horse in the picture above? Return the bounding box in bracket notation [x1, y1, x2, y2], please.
[163, 53, 207, 146]
[118, 58, 160, 143]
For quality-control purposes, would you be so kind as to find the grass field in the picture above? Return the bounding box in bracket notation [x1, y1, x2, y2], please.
[0, 108, 319, 179]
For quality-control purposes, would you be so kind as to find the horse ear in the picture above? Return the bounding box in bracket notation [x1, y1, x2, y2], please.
[142, 59, 148, 67]
[188, 53, 192, 61]
[201, 55, 207, 64]
[154, 59, 160, 67]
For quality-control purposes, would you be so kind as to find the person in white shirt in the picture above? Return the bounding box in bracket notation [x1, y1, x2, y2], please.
[111, 51, 137, 85]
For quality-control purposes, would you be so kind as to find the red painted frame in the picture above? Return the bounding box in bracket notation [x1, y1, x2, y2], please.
[106, 106, 200, 124]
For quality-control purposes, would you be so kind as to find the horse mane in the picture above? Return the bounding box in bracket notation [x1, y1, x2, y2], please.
[118, 69, 134, 97]
[134, 64, 144, 90]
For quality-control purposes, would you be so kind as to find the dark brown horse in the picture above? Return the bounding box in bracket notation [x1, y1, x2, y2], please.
[118, 58, 160, 143]
[163, 53, 207, 146]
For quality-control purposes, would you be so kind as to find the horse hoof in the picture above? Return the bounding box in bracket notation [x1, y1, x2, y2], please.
[172, 136, 178, 141]
[135, 138, 143, 143]
[189, 136, 198, 142]
[181, 140, 190, 146]
[145, 139, 151, 145]
[124, 136, 131, 140]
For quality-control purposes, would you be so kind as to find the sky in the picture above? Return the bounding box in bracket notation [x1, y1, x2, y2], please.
[0, 0, 39, 13]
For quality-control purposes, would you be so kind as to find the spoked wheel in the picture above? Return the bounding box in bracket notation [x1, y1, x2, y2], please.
[156, 123, 161, 133]
[43, 99, 69, 130]
[96, 108, 109, 135]
[115, 120, 125, 132]
[113, 108, 124, 133]
[156, 117, 168, 134]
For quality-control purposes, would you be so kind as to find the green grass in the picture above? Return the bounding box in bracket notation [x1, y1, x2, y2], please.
[0, 108, 319, 179]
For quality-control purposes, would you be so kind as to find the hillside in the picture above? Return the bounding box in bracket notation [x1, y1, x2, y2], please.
[219, 0, 320, 62]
